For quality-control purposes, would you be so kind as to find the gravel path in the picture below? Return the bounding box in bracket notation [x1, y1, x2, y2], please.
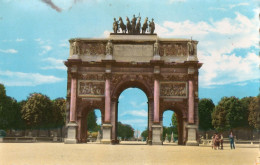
[0, 142, 258, 165]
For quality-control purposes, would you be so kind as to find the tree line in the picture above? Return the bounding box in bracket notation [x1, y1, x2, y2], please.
[0, 84, 66, 131]
[199, 96, 260, 132]
[0, 84, 135, 139]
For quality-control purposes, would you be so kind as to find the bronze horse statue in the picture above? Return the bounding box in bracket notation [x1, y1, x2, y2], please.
[119, 17, 126, 33]
[136, 17, 141, 34]
[126, 17, 132, 34]
[142, 17, 148, 34]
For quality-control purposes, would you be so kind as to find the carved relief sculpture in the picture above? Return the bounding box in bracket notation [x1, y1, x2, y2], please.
[78, 81, 105, 96]
[160, 82, 187, 97]
[81, 43, 106, 55]
[159, 43, 187, 56]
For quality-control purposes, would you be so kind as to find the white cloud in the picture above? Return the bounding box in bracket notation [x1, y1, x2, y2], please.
[209, 7, 227, 11]
[119, 95, 124, 100]
[200, 52, 259, 87]
[42, 45, 52, 51]
[120, 109, 148, 117]
[96, 117, 101, 125]
[41, 57, 66, 70]
[0, 70, 63, 86]
[119, 119, 147, 125]
[39, 45, 52, 55]
[103, 30, 110, 37]
[169, 0, 186, 4]
[229, 2, 249, 9]
[0, 49, 18, 54]
[16, 38, 24, 42]
[59, 43, 69, 48]
[156, 10, 258, 87]
[130, 101, 147, 108]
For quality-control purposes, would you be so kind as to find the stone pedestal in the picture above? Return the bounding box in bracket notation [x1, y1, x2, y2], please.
[64, 122, 78, 144]
[186, 124, 199, 146]
[101, 123, 112, 144]
[152, 124, 162, 145]
[0, 137, 3, 143]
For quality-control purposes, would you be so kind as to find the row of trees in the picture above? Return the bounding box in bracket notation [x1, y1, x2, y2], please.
[0, 84, 67, 131]
[199, 95, 260, 132]
[117, 121, 134, 140]
[0, 84, 135, 139]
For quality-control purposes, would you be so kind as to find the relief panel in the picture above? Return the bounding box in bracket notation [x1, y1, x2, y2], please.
[78, 80, 105, 97]
[160, 82, 187, 98]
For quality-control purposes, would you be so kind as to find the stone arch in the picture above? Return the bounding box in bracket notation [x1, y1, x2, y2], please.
[76, 99, 105, 143]
[64, 34, 202, 145]
[160, 104, 185, 145]
[110, 79, 153, 144]
[111, 78, 153, 99]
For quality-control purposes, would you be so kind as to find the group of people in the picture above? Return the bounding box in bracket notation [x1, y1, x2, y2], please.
[211, 131, 235, 150]
[211, 133, 224, 150]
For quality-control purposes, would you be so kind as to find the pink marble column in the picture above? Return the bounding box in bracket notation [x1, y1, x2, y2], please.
[70, 77, 77, 122]
[105, 79, 111, 123]
[188, 80, 194, 124]
[154, 79, 160, 123]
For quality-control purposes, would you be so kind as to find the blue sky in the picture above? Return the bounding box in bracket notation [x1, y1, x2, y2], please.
[0, 0, 259, 133]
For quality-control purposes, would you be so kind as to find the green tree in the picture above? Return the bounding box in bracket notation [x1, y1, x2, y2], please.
[212, 96, 245, 131]
[52, 98, 66, 128]
[240, 97, 254, 127]
[0, 84, 24, 130]
[248, 95, 260, 129]
[117, 122, 134, 140]
[87, 111, 97, 132]
[198, 98, 214, 131]
[141, 128, 148, 140]
[21, 93, 53, 129]
[171, 113, 178, 135]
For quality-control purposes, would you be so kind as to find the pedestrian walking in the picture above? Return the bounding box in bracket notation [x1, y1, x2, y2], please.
[229, 131, 235, 149]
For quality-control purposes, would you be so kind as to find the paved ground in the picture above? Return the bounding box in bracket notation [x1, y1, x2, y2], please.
[0, 142, 259, 165]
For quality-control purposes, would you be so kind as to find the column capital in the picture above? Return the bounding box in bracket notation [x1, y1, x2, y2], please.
[152, 74, 162, 80]
[104, 73, 112, 80]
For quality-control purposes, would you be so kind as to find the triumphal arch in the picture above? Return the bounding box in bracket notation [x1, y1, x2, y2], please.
[64, 16, 202, 145]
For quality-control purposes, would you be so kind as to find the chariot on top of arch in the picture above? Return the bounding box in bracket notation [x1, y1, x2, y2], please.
[112, 14, 155, 35]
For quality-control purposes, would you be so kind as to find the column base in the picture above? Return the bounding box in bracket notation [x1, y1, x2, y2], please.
[152, 124, 162, 145]
[186, 124, 199, 146]
[101, 123, 112, 144]
[64, 122, 78, 144]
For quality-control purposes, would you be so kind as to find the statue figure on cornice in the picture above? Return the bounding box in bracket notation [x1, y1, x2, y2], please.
[106, 40, 113, 55]
[113, 18, 119, 33]
[131, 14, 137, 34]
[187, 40, 197, 55]
[149, 18, 155, 34]
[154, 39, 160, 56]
[72, 40, 80, 55]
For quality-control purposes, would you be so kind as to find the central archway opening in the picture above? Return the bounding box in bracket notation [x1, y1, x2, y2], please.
[117, 88, 148, 145]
